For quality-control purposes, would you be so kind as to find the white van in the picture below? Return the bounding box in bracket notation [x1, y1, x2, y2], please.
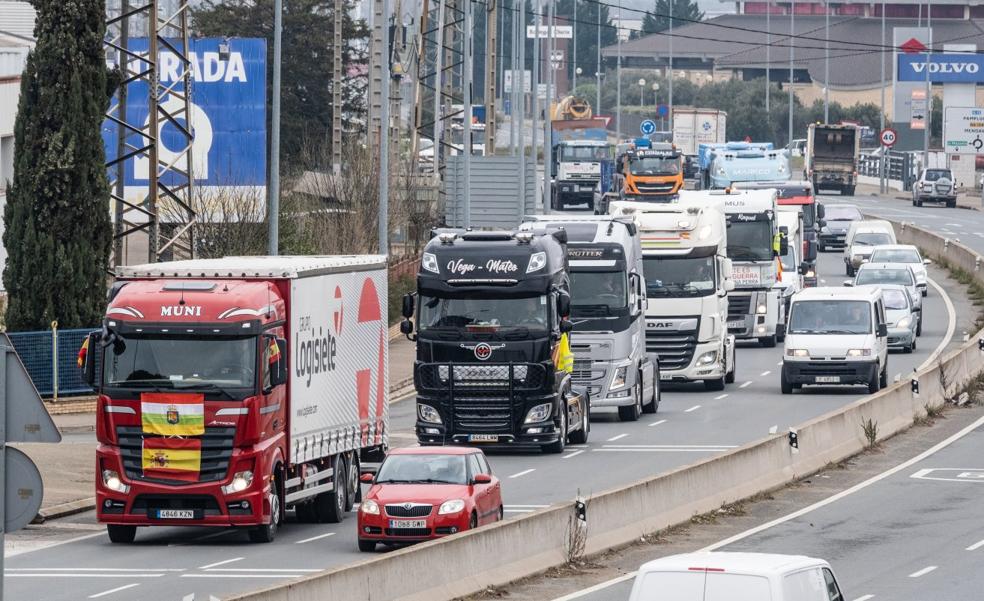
[781, 286, 888, 394]
[628, 552, 846, 601]
[843, 219, 896, 276]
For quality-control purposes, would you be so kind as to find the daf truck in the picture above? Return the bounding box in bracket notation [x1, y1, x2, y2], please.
[608, 199, 737, 391]
[400, 229, 590, 453]
[521, 215, 659, 421]
[80, 256, 389, 544]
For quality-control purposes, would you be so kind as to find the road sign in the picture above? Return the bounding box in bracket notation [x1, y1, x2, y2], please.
[526, 25, 573, 39]
[657, 104, 669, 118]
[910, 89, 927, 130]
[504, 70, 531, 94]
[943, 107, 984, 154]
[879, 127, 898, 147]
[640, 119, 657, 135]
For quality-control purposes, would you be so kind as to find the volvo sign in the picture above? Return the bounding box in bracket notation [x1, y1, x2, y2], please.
[898, 54, 984, 83]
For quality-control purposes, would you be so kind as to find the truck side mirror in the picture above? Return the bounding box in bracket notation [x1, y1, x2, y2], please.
[819, 219, 827, 228]
[269, 337, 288, 388]
[401, 293, 415, 319]
[560, 319, 574, 334]
[400, 319, 413, 335]
[721, 258, 733, 280]
[779, 234, 789, 256]
[557, 292, 571, 319]
[798, 262, 810, 275]
[877, 323, 888, 337]
[723, 279, 735, 292]
[81, 331, 100, 387]
[817, 204, 825, 219]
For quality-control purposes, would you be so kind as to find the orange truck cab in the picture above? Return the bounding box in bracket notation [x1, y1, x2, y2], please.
[615, 146, 684, 201]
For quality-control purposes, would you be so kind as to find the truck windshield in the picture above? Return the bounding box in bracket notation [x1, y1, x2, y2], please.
[560, 145, 608, 161]
[629, 157, 679, 175]
[103, 335, 256, 391]
[643, 256, 715, 297]
[570, 271, 627, 316]
[789, 300, 872, 334]
[727, 221, 774, 261]
[418, 295, 549, 332]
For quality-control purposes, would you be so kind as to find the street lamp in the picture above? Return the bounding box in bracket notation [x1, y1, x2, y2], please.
[638, 78, 646, 105]
[575, 67, 582, 93]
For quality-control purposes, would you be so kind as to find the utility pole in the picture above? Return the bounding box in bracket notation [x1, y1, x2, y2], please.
[380, 0, 391, 253]
[788, 0, 794, 149]
[463, 0, 472, 227]
[485, 0, 498, 155]
[510, 0, 518, 155]
[332, 0, 343, 174]
[532, 0, 541, 207]
[433, 0, 446, 185]
[519, 0, 527, 211]
[369, 0, 385, 151]
[668, 0, 674, 130]
[411, 0, 429, 171]
[924, 0, 932, 168]
[766, 0, 770, 114]
[545, 0, 556, 207]
[269, 0, 282, 255]
[616, 0, 621, 137]
[824, 0, 829, 122]
[572, 0, 577, 91]
[879, 0, 886, 193]
[596, 5, 601, 114]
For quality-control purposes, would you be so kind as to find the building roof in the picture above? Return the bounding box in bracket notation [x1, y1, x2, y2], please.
[0, 1, 36, 41]
[602, 15, 984, 89]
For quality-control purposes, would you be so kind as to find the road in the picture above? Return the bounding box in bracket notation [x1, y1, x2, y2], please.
[3, 198, 962, 601]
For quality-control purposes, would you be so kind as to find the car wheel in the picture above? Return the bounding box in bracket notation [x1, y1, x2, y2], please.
[879, 364, 888, 388]
[916, 315, 923, 337]
[107, 525, 137, 544]
[780, 368, 792, 395]
[904, 342, 913, 354]
[498, 505, 504, 521]
[819, 243, 826, 252]
[543, 405, 567, 454]
[912, 338, 917, 351]
[916, 199, 923, 207]
[469, 512, 478, 531]
[617, 385, 642, 422]
[921, 289, 927, 297]
[248, 469, 282, 543]
[358, 539, 376, 552]
[568, 396, 590, 444]
[846, 264, 854, 277]
[759, 334, 777, 348]
[867, 366, 880, 394]
[316, 456, 347, 524]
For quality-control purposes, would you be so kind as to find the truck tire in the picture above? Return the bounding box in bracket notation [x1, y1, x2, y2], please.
[542, 405, 567, 454]
[879, 363, 888, 388]
[248, 469, 282, 543]
[845, 186, 856, 196]
[617, 385, 642, 422]
[867, 366, 880, 394]
[780, 368, 792, 395]
[106, 525, 136, 544]
[568, 397, 590, 444]
[759, 334, 777, 348]
[642, 368, 660, 414]
[295, 500, 318, 523]
[704, 375, 725, 391]
[316, 456, 347, 524]
[947, 198, 956, 208]
[345, 453, 360, 511]
[725, 353, 736, 384]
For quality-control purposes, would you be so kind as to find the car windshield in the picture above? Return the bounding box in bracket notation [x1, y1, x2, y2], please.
[418, 295, 549, 332]
[103, 335, 256, 390]
[824, 205, 862, 221]
[856, 268, 913, 286]
[789, 300, 872, 334]
[570, 271, 627, 316]
[727, 221, 775, 261]
[924, 170, 950, 181]
[883, 288, 909, 310]
[870, 248, 920, 263]
[643, 255, 715, 297]
[560, 145, 608, 161]
[629, 156, 679, 175]
[853, 232, 893, 246]
[375, 454, 469, 485]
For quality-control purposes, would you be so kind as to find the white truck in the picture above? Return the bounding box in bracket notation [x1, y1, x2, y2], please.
[672, 108, 727, 158]
[775, 209, 805, 340]
[551, 139, 612, 211]
[684, 189, 784, 347]
[609, 199, 737, 391]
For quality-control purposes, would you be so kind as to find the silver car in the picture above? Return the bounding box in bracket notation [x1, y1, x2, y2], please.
[847, 263, 923, 336]
[912, 168, 956, 208]
[871, 284, 918, 353]
[868, 244, 930, 297]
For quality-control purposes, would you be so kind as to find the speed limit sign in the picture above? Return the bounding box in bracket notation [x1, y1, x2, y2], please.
[880, 127, 898, 147]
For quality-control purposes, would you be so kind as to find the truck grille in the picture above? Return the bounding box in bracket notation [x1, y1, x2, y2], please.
[728, 295, 751, 320]
[571, 360, 606, 396]
[116, 426, 235, 485]
[131, 494, 222, 516]
[386, 504, 433, 517]
[636, 183, 676, 194]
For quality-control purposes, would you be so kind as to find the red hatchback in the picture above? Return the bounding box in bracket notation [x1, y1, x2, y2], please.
[357, 447, 502, 551]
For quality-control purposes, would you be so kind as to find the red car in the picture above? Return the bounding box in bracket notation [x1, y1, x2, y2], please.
[357, 447, 502, 551]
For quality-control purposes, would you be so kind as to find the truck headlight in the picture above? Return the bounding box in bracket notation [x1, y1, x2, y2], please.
[422, 252, 439, 274]
[221, 470, 255, 495]
[439, 499, 466, 515]
[805, 269, 816, 278]
[102, 469, 129, 494]
[756, 303, 767, 314]
[896, 315, 913, 329]
[610, 366, 627, 390]
[696, 351, 717, 366]
[846, 348, 871, 357]
[361, 499, 380, 515]
[418, 403, 442, 424]
[524, 403, 552, 424]
[786, 349, 808, 357]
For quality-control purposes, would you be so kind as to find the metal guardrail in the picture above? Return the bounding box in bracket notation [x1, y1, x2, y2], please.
[7, 326, 96, 398]
[859, 150, 917, 191]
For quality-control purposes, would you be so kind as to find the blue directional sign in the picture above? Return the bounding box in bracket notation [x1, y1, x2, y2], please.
[897, 53, 984, 83]
[640, 119, 657, 135]
[657, 104, 669, 118]
[102, 38, 267, 187]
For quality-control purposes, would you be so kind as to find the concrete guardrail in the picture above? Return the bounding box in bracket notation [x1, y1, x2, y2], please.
[227, 218, 984, 601]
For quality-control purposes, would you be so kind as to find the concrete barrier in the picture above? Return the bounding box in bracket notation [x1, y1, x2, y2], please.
[228, 218, 984, 601]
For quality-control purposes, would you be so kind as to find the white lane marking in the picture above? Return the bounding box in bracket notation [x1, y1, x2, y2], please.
[88, 584, 140, 599]
[974, 232, 984, 238]
[198, 557, 243, 570]
[684, 405, 701, 412]
[714, 394, 728, 400]
[5, 532, 105, 558]
[509, 468, 536, 479]
[5, 574, 165, 578]
[607, 433, 629, 442]
[506, 504, 549, 508]
[946, 223, 963, 228]
[205, 568, 322, 573]
[908, 566, 937, 578]
[648, 419, 668, 427]
[504, 505, 549, 513]
[562, 450, 585, 459]
[295, 532, 336, 544]
[966, 538, 984, 551]
[180, 574, 306, 578]
[918, 277, 956, 371]
[6, 569, 184, 572]
[852, 595, 875, 601]
[602, 444, 737, 448]
[760, 371, 771, 376]
[739, 381, 752, 388]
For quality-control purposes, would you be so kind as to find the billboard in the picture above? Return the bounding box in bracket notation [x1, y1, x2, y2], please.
[102, 38, 267, 189]
[943, 107, 984, 154]
[897, 53, 984, 83]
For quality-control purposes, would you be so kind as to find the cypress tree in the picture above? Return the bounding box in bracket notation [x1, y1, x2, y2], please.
[3, 0, 113, 330]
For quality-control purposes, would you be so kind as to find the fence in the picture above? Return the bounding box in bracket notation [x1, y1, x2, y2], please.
[7, 326, 96, 398]
[858, 150, 916, 190]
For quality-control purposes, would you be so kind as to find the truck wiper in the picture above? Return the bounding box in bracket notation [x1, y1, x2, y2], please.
[572, 304, 611, 316]
[121, 379, 175, 389]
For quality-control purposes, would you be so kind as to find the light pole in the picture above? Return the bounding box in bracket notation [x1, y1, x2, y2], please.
[668, 0, 674, 130]
[269, 0, 282, 255]
[788, 0, 794, 149]
[616, 0, 622, 136]
[575, 66, 582, 93]
[766, 0, 770, 114]
[824, 0, 829, 122]
[879, 0, 886, 193]
[639, 78, 646, 106]
[652, 82, 660, 127]
[924, 0, 932, 168]
[572, 0, 577, 91]
[596, 3, 601, 113]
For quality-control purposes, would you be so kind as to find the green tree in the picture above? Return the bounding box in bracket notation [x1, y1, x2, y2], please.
[553, 0, 617, 101]
[192, 0, 369, 167]
[3, 0, 114, 330]
[640, 0, 704, 35]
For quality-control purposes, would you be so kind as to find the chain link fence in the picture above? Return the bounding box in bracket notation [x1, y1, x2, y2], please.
[7, 326, 97, 398]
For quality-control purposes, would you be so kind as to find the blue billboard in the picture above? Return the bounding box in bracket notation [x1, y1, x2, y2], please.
[103, 38, 267, 187]
[897, 53, 984, 83]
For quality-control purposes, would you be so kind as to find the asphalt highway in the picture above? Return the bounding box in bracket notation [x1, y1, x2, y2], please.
[2, 199, 962, 601]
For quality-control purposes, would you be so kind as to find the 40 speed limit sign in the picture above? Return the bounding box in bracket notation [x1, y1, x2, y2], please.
[879, 127, 898, 147]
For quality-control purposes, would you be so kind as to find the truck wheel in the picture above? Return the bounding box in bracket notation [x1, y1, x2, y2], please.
[867, 366, 880, 394]
[568, 397, 590, 444]
[358, 539, 376, 552]
[759, 334, 777, 348]
[780, 368, 792, 394]
[846, 186, 856, 196]
[725, 353, 736, 384]
[345, 453, 360, 511]
[106, 525, 136, 544]
[316, 456, 347, 524]
[617, 385, 642, 422]
[642, 369, 660, 414]
[880, 364, 888, 388]
[542, 405, 567, 454]
[704, 375, 725, 391]
[916, 198, 923, 207]
[947, 199, 956, 208]
[248, 469, 282, 543]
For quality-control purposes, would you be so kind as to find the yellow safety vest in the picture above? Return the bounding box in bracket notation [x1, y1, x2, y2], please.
[552, 333, 574, 374]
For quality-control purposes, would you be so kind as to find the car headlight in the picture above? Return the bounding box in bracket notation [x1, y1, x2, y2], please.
[422, 252, 439, 274]
[756, 303, 767, 314]
[896, 315, 912, 329]
[418, 403, 442, 424]
[361, 499, 380, 515]
[610, 366, 628, 390]
[853, 254, 863, 261]
[438, 499, 466, 515]
[527, 251, 547, 273]
[786, 349, 809, 357]
[221, 470, 255, 495]
[846, 348, 871, 357]
[696, 350, 717, 365]
[102, 469, 129, 494]
[524, 403, 552, 424]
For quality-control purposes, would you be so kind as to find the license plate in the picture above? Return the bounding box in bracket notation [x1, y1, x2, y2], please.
[389, 519, 427, 529]
[154, 509, 195, 519]
[659, 372, 673, 381]
[815, 376, 840, 383]
[580, 185, 594, 191]
[727, 320, 744, 329]
[469, 434, 499, 443]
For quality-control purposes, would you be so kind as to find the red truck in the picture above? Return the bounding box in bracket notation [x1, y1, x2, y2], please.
[79, 256, 389, 543]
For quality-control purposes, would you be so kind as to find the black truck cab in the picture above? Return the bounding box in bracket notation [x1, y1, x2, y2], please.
[401, 229, 589, 453]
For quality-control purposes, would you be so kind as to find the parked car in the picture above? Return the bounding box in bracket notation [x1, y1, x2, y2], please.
[628, 552, 847, 601]
[849, 262, 923, 335]
[912, 168, 957, 207]
[868, 244, 930, 296]
[843, 220, 896, 276]
[357, 447, 502, 552]
[818, 203, 863, 251]
[866, 284, 919, 353]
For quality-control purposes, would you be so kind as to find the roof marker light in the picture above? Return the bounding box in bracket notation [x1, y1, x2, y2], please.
[527, 252, 547, 274]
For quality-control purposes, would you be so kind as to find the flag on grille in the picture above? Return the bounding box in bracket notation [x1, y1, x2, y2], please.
[142, 437, 201, 482]
[141, 393, 205, 436]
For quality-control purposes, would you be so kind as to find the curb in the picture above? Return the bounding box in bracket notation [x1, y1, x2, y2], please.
[34, 497, 96, 524]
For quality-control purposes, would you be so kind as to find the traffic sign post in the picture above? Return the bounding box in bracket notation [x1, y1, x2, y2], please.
[640, 119, 657, 136]
[880, 127, 898, 147]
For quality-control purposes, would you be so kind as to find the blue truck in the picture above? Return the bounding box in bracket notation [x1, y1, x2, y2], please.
[698, 142, 790, 190]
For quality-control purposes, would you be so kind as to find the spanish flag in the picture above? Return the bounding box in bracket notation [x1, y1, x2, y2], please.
[268, 339, 281, 364]
[552, 333, 575, 374]
[142, 437, 201, 482]
[77, 337, 89, 368]
[141, 393, 205, 436]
